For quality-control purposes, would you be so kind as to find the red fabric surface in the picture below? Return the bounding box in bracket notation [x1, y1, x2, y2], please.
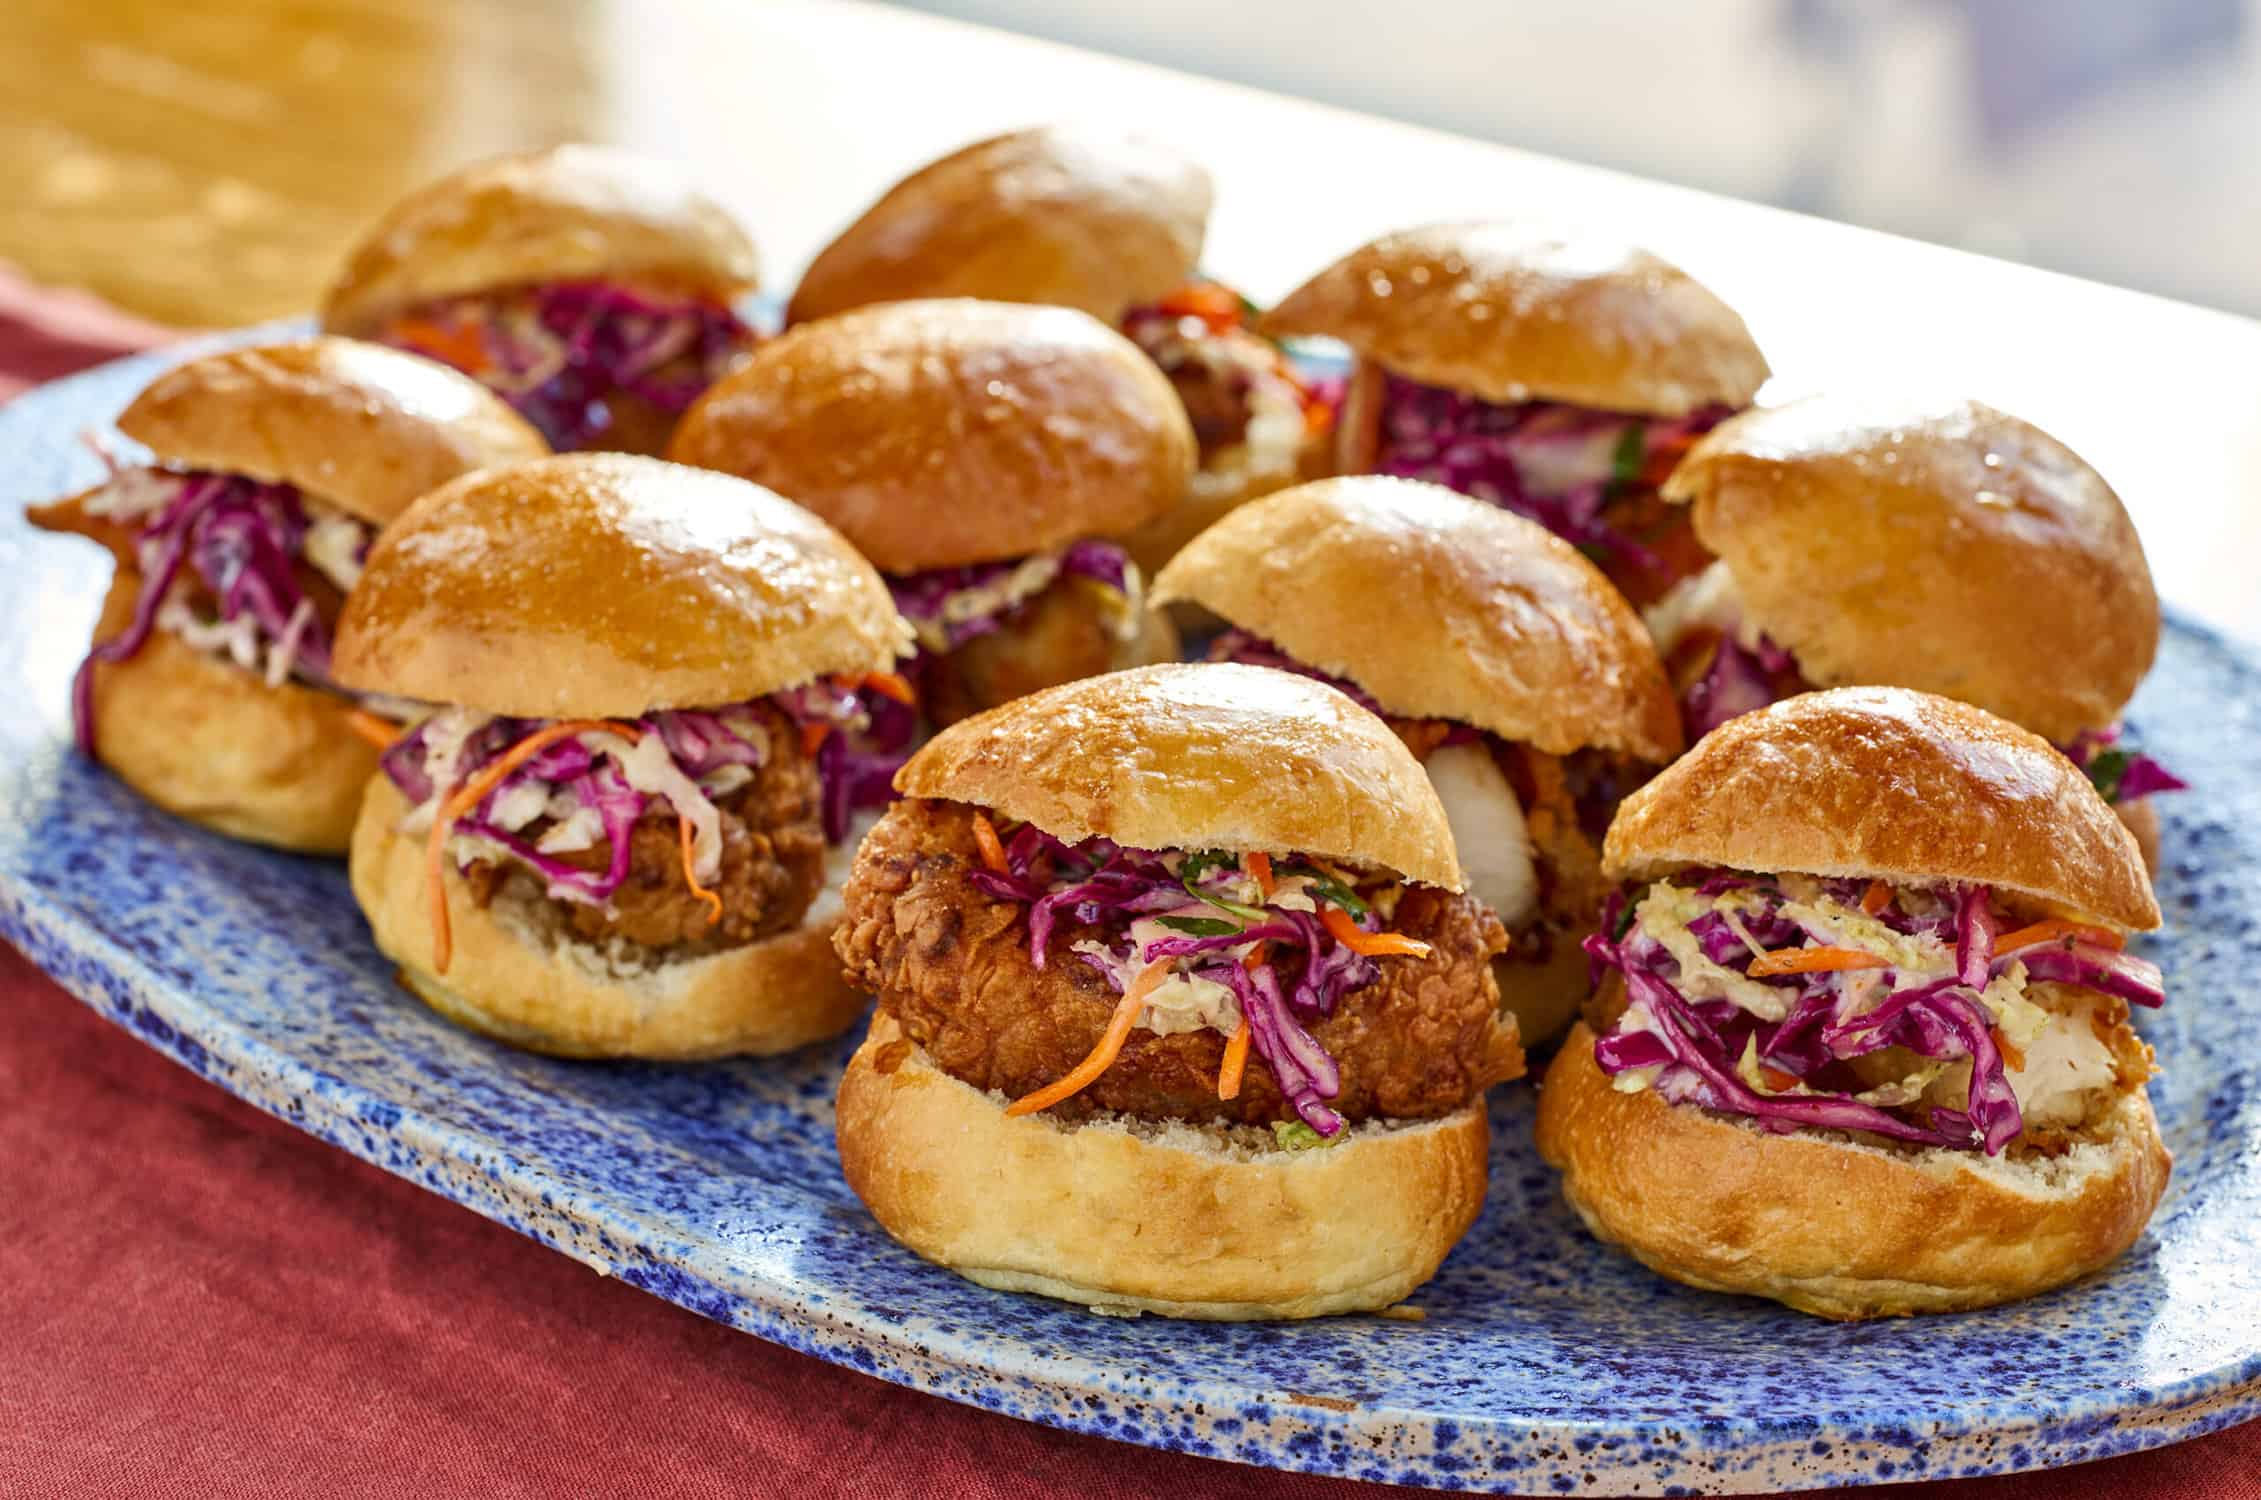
[2, 274, 2255, 1498]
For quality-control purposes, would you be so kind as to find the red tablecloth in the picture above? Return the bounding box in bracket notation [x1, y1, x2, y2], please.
[3, 275, 2255, 1500]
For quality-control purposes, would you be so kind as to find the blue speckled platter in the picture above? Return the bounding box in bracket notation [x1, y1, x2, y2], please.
[3, 336, 2258, 1496]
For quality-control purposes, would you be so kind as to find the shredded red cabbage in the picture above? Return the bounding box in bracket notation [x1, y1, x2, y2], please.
[1374, 374, 1726, 575]
[70, 471, 367, 755]
[886, 539, 1134, 654]
[1680, 633, 1801, 739]
[2058, 724, 2188, 806]
[380, 279, 753, 452]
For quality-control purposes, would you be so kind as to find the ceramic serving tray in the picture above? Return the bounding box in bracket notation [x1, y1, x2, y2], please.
[3, 334, 2258, 1496]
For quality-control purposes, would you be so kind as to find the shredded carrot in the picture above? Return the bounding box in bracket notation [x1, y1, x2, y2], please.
[1997, 1036, 2028, 1072]
[858, 670, 917, 706]
[800, 719, 832, 757]
[386, 316, 492, 375]
[1996, 919, 2125, 954]
[1302, 395, 1336, 438]
[1006, 960, 1170, 1117]
[1246, 851, 1275, 900]
[1746, 945, 1891, 979]
[1156, 280, 1243, 328]
[1216, 1021, 1252, 1101]
[1757, 1064, 1802, 1093]
[971, 812, 1010, 875]
[679, 815, 722, 928]
[1320, 905, 1433, 959]
[424, 720, 639, 975]
[346, 709, 403, 749]
[1860, 880, 1892, 917]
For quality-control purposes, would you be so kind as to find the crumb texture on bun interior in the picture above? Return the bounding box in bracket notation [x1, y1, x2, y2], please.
[669, 298, 1195, 573]
[1662, 394, 2159, 745]
[896, 662, 1463, 889]
[786, 125, 1210, 325]
[332, 453, 910, 717]
[81, 572, 381, 854]
[351, 777, 862, 1059]
[1605, 687, 2159, 930]
[114, 339, 550, 525]
[1152, 476, 1683, 761]
[320, 144, 760, 335]
[1258, 222, 1769, 417]
[1535, 1021, 2171, 1318]
[836, 1014, 1488, 1319]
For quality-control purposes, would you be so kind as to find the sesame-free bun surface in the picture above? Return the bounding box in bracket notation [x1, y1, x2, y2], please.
[320, 145, 759, 334]
[1536, 1021, 2170, 1319]
[332, 454, 910, 717]
[351, 778, 863, 1058]
[1662, 395, 2159, 744]
[896, 662, 1462, 889]
[669, 299, 1195, 573]
[1605, 687, 2159, 930]
[1259, 222, 1769, 418]
[836, 1014, 1487, 1319]
[115, 339, 549, 525]
[81, 573, 379, 855]
[1152, 476, 1683, 761]
[787, 126, 1210, 325]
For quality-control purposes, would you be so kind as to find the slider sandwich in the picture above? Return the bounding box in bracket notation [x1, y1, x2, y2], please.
[26, 338, 549, 852]
[671, 298, 1190, 725]
[321, 145, 761, 455]
[1153, 476, 1684, 1046]
[1260, 222, 1770, 605]
[787, 125, 1332, 572]
[1646, 394, 2182, 868]
[1537, 687, 2171, 1318]
[332, 454, 915, 1058]
[834, 663, 1523, 1318]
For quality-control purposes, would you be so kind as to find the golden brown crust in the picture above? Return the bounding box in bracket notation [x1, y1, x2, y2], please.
[1605, 687, 2159, 930]
[786, 127, 1210, 326]
[331, 454, 911, 717]
[1258, 223, 1769, 417]
[82, 573, 379, 854]
[897, 663, 1463, 890]
[1662, 396, 2159, 743]
[1121, 436, 1310, 583]
[320, 145, 759, 335]
[113, 339, 549, 525]
[1151, 476, 1683, 761]
[836, 1014, 1488, 1319]
[669, 299, 1195, 573]
[350, 777, 862, 1059]
[1535, 1022, 2172, 1318]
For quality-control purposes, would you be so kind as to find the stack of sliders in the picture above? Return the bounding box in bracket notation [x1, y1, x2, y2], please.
[332, 453, 916, 1059]
[1152, 475, 1684, 1046]
[27, 338, 549, 852]
[787, 125, 1334, 573]
[1539, 686, 2171, 1318]
[1261, 222, 1769, 606]
[670, 298, 1189, 726]
[834, 663, 1522, 1318]
[321, 145, 762, 455]
[1644, 393, 2184, 868]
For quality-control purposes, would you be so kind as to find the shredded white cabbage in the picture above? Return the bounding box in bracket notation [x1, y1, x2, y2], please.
[302, 510, 370, 592]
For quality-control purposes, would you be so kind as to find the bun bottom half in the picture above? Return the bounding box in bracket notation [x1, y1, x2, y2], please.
[835, 1012, 1489, 1319]
[351, 776, 865, 1059]
[86, 573, 379, 855]
[1534, 1022, 2171, 1319]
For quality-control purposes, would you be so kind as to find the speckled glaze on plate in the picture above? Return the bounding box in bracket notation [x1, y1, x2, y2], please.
[3, 334, 2257, 1495]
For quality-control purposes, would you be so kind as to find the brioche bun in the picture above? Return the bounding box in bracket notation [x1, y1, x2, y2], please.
[332, 454, 910, 717]
[351, 778, 863, 1058]
[75, 573, 379, 854]
[669, 299, 1195, 573]
[898, 662, 1461, 889]
[320, 145, 758, 335]
[1536, 1021, 2171, 1318]
[1152, 476, 1683, 761]
[1662, 395, 2159, 744]
[1258, 223, 1769, 418]
[787, 126, 1210, 326]
[836, 1013, 1487, 1319]
[1606, 687, 2158, 930]
[114, 338, 549, 525]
